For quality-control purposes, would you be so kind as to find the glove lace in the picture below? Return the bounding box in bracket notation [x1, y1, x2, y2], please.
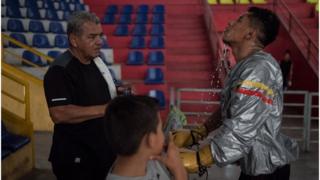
[196, 147, 208, 179]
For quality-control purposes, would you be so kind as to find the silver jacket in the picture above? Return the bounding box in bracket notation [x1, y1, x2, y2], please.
[210, 51, 299, 176]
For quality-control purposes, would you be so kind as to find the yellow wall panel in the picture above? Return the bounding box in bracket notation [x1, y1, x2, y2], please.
[2, 63, 53, 131]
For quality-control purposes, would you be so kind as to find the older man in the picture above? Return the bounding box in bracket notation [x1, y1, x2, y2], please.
[44, 11, 117, 180]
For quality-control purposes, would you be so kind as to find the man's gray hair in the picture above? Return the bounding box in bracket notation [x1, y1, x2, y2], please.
[67, 11, 100, 36]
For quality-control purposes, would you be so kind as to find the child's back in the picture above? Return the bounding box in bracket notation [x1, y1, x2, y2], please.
[103, 96, 187, 180]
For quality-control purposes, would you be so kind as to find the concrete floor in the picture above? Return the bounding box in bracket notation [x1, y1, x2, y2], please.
[18, 131, 318, 180]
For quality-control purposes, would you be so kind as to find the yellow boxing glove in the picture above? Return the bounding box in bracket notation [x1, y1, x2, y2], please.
[179, 144, 213, 173]
[172, 125, 208, 148]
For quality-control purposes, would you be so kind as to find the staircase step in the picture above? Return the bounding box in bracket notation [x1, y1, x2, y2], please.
[167, 40, 210, 48]
[167, 70, 212, 81]
[167, 5, 203, 15]
[167, 48, 211, 55]
[168, 34, 208, 41]
[300, 18, 318, 29]
[167, 62, 213, 71]
[166, 23, 206, 29]
[287, 4, 313, 18]
[169, 81, 212, 89]
[167, 55, 212, 64]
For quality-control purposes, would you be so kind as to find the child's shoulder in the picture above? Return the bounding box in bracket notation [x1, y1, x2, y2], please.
[147, 160, 171, 180]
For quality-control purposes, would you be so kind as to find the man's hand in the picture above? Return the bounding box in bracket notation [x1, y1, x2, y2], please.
[150, 133, 187, 180]
[172, 125, 207, 148]
[116, 83, 136, 96]
[179, 144, 214, 173]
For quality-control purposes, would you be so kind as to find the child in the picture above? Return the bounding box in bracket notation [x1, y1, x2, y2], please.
[104, 95, 187, 180]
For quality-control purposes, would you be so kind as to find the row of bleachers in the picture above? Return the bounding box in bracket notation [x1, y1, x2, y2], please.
[130, 36, 164, 49]
[3, 7, 75, 20]
[4, 33, 109, 49]
[5, 47, 114, 66]
[114, 24, 164, 36]
[105, 4, 165, 14]
[103, 13, 165, 24]
[127, 51, 164, 65]
[2, 18, 66, 34]
[4, 0, 87, 11]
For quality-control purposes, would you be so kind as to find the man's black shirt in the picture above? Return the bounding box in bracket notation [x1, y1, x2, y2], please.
[44, 50, 115, 167]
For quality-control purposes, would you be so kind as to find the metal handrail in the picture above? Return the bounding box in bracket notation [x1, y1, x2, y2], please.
[275, 0, 318, 46]
[173, 88, 317, 151]
[305, 92, 319, 150]
[2, 33, 54, 63]
[274, 0, 319, 76]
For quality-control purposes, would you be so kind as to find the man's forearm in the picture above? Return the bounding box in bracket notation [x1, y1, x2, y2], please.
[49, 104, 107, 124]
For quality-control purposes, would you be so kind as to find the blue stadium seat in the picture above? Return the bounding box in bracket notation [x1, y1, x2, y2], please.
[27, 7, 41, 19]
[2, 123, 31, 151]
[70, 0, 81, 3]
[150, 24, 164, 36]
[29, 20, 45, 33]
[137, 5, 149, 14]
[45, 9, 59, 20]
[49, 22, 65, 34]
[153, 5, 165, 14]
[152, 14, 164, 24]
[60, 1, 71, 11]
[148, 51, 164, 65]
[150, 36, 164, 49]
[130, 36, 145, 49]
[144, 68, 164, 84]
[102, 14, 115, 24]
[48, 50, 61, 59]
[22, 50, 46, 66]
[43, 0, 55, 10]
[75, 4, 86, 11]
[121, 5, 133, 14]
[6, 6, 22, 18]
[7, 19, 25, 32]
[136, 14, 148, 24]
[148, 90, 165, 108]
[33, 34, 52, 48]
[54, 35, 68, 48]
[9, 33, 27, 47]
[132, 25, 147, 36]
[25, 0, 38, 8]
[63, 11, 71, 20]
[127, 51, 144, 65]
[114, 25, 129, 36]
[105, 5, 118, 14]
[119, 14, 131, 24]
[5, 0, 20, 7]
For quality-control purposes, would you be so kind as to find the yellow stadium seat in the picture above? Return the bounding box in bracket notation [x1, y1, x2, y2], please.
[208, 0, 218, 4]
[236, 0, 250, 4]
[307, 0, 318, 4]
[220, 0, 234, 4]
[252, 0, 267, 4]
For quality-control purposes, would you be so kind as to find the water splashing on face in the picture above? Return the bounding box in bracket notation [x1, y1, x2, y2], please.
[201, 44, 230, 122]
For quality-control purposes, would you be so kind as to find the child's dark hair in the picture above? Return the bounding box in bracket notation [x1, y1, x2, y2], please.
[248, 7, 280, 47]
[104, 95, 160, 156]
